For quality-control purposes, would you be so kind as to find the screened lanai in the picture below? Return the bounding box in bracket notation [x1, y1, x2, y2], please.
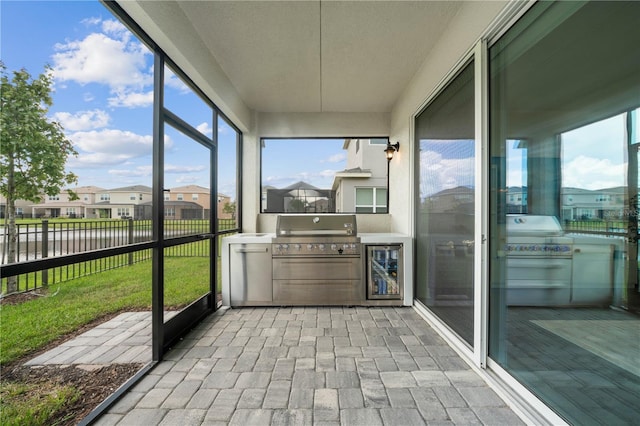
[2, 1, 638, 425]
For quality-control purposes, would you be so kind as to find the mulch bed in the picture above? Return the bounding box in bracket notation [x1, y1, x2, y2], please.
[2, 363, 143, 425]
[1, 291, 147, 425]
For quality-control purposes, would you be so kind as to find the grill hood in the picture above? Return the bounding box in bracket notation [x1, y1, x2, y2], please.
[506, 215, 564, 237]
[275, 214, 357, 237]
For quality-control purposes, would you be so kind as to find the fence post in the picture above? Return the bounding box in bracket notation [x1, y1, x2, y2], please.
[42, 220, 49, 287]
[128, 218, 134, 265]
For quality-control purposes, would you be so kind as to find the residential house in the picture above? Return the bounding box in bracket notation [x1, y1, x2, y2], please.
[88, 185, 152, 219]
[332, 138, 389, 213]
[30, 186, 104, 219]
[0, 195, 34, 219]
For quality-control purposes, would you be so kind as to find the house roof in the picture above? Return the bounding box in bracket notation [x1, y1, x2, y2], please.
[106, 185, 153, 193]
[170, 185, 209, 194]
[142, 200, 202, 208]
[30, 201, 88, 208]
[335, 167, 372, 178]
[283, 181, 322, 191]
[430, 186, 474, 197]
[70, 185, 105, 193]
[332, 167, 374, 190]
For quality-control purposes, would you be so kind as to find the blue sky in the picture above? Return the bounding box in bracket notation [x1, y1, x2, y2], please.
[1, 0, 361, 201]
[1, 0, 353, 200]
[1, 0, 241, 198]
[261, 138, 346, 190]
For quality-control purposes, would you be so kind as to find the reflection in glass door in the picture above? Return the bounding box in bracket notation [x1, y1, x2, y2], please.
[629, 109, 640, 313]
[162, 123, 214, 327]
[415, 60, 475, 347]
[488, 2, 640, 423]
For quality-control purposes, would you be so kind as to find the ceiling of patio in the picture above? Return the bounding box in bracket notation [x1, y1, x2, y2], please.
[119, 1, 463, 114]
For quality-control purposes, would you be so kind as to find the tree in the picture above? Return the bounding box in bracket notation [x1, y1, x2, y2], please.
[222, 201, 236, 219]
[0, 63, 78, 293]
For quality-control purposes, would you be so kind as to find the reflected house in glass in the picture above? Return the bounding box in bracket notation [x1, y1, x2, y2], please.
[265, 181, 334, 213]
[561, 186, 626, 220]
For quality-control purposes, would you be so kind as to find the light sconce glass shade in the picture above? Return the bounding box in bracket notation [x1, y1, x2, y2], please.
[384, 141, 400, 161]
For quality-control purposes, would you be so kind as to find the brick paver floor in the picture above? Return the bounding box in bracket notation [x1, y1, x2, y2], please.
[93, 306, 524, 425]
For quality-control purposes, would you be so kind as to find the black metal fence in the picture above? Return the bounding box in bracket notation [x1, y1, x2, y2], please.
[1, 218, 237, 294]
[563, 219, 629, 236]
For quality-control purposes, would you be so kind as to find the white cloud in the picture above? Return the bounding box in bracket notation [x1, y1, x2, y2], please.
[71, 129, 152, 155]
[164, 70, 190, 93]
[53, 109, 110, 131]
[67, 129, 172, 168]
[53, 32, 151, 89]
[81, 17, 102, 27]
[101, 19, 128, 39]
[176, 175, 200, 184]
[108, 90, 153, 108]
[419, 150, 475, 198]
[562, 155, 625, 190]
[319, 169, 339, 178]
[68, 152, 134, 167]
[562, 114, 625, 164]
[323, 153, 346, 163]
[164, 164, 207, 174]
[196, 122, 213, 136]
[560, 113, 626, 190]
[109, 165, 152, 178]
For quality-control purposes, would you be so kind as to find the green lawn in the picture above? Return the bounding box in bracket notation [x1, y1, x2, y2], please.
[0, 256, 211, 365]
[0, 254, 215, 425]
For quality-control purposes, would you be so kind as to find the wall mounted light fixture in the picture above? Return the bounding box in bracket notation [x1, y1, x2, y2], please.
[384, 141, 400, 212]
[384, 141, 400, 161]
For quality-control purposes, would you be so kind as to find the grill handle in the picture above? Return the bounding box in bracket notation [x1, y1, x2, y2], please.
[234, 247, 269, 253]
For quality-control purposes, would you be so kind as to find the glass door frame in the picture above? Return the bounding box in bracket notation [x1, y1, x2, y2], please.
[151, 55, 219, 361]
[411, 3, 567, 423]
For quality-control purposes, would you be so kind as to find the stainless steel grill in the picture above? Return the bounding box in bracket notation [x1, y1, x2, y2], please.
[272, 214, 362, 305]
[506, 215, 573, 306]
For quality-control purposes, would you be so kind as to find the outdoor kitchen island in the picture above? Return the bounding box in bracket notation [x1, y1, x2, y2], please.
[221, 215, 412, 307]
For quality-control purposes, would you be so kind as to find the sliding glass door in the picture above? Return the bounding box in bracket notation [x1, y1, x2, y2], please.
[487, 1, 640, 423]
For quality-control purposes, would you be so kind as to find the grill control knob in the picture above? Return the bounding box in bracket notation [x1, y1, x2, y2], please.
[294, 244, 302, 250]
[307, 244, 314, 250]
[318, 244, 326, 251]
[331, 244, 338, 250]
[282, 244, 289, 250]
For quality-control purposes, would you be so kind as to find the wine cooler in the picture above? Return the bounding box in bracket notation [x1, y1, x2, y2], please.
[365, 245, 403, 303]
